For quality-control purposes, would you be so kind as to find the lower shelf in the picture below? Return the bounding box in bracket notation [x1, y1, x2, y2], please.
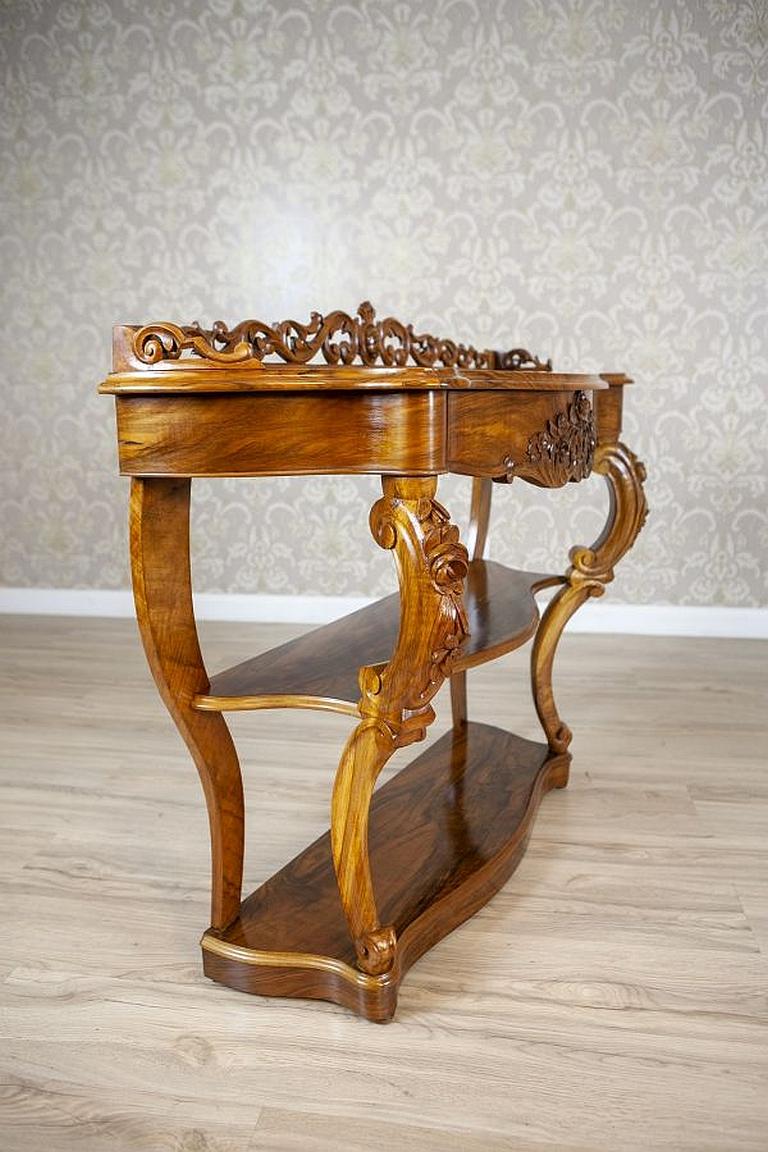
[202, 722, 569, 1021]
[194, 562, 563, 715]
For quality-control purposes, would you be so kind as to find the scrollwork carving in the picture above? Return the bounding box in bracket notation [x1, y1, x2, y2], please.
[133, 322, 254, 365]
[365, 491, 469, 724]
[331, 478, 469, 975]
[357, 926, 398, 977]
[497, 348, 552, 371]
[131, 302, 551, 372]
[530, 441, 648, 753]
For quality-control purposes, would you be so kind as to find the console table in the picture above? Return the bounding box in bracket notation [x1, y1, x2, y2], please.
[100, 302, 647, 1022]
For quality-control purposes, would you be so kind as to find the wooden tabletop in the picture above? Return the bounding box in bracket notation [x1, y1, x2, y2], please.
[100, 360, 611, 394]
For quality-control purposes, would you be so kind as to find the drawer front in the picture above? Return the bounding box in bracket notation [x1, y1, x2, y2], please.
[447, 389, 597, 487]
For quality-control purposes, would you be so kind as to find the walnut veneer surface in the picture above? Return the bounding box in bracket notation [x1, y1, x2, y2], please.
[99, 303, 648, 1021]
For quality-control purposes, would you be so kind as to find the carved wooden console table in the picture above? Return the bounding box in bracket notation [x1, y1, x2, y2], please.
[100, 303, 647, 1022]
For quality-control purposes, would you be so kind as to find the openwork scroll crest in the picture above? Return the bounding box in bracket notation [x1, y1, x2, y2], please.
[132, 302, 552, 372]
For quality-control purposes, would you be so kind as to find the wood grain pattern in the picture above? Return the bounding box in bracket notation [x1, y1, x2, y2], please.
[101, 361, 608, 394]
[114, 391, 447, 477]
[130, 477, 244, 929]
[203, 723, 568, 1021]
[113, 386, 607, 481]
[446, 388, 596, 483]
[194, 561, 562, 716]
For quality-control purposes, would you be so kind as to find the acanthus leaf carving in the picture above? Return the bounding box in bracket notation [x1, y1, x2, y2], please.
[331, 478, 469, 976]
[518, 390, 597, 487]
[421, 498, 470, 691]
[363, 488, 469, 736]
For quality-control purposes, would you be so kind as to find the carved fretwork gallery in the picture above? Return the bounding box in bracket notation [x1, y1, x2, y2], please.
[132, 301, 552, 371]
[101, 304, 647, 1022]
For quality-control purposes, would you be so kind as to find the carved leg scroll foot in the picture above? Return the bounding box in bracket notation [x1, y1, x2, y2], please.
[331, 477, 470, 976]
[130, 478, 245, 930]
[531, 442, 648, 757]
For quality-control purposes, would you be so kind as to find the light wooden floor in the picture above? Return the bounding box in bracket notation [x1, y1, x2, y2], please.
[1, 615, 767, 1151]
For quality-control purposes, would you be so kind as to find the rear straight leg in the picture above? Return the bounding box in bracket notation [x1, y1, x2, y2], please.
[450, 477, 492, 730]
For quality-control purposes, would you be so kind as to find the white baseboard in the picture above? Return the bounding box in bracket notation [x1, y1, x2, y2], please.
[0, 586, 766, 638]
[0, 587, 371, 625]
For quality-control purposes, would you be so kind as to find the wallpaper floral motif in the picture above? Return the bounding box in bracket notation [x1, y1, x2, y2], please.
[1, 0, 766, 605]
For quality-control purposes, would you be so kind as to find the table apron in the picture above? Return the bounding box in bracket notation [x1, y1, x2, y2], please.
[447, 389, 595, 482]
[115, 387, 598, 483]
[114, 391, 448, 477]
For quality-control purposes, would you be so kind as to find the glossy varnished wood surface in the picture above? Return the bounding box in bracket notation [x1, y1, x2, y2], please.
[105, 347, 642, 1016]
[101, 303, 607, 393]
[203, 723, 568, 1020]
[447, 388, 578, 478]
[112, 385, 604, 480]
[101, 362, 608, 394]
[130, 477, 244, 929]
[195, 561, 563, 715]
[114, 391, 448, 477]
[2, 616, 767, 1149]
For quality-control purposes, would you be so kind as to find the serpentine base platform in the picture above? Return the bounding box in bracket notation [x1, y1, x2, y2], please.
[201, 723, 569, 1022]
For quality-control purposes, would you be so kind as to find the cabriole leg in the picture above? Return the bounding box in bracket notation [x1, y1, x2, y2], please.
[531, 442, 648, 760]
[130, 478, 245, 930]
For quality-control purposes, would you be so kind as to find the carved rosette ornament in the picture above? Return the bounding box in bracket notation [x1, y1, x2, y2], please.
[132, 302, 551, 372]
[330, 478, 469, 975]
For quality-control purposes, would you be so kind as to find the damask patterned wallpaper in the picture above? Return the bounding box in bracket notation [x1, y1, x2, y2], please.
[1, 0, 766, 605]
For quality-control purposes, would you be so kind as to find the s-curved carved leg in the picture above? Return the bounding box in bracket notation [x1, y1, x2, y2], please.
[331, 476, 469, 976]
[531, 442, 648, 756]
[130, 478, 245, 930]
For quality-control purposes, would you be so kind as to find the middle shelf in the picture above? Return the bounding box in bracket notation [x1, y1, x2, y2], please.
[193, 559, 563, 716]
